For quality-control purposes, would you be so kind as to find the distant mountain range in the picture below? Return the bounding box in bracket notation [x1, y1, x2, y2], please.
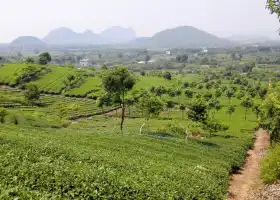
[9, 26, 244, 48]
[42, 26, 136, 45]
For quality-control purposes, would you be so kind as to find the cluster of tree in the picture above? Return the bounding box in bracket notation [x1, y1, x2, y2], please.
[24, 52, 52, 65]
[175, 54, 188, 63]
[231, 52, 243, 61]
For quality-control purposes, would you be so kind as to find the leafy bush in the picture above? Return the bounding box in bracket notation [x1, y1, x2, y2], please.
[165, 121, 186, 136]
[261, 145, 280, 184]
[0, 108, 7, 123]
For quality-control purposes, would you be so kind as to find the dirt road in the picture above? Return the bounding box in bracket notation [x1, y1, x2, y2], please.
[228, 129, 270, 200]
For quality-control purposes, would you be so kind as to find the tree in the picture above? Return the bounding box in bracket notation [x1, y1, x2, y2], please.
[102, 67, 136, 132]
[215, 89, 222, 98]
[163, 71, 172, 80]
[259, 86, 280, 143]
[175, 89, 182, 100]
[176, 54, 188, 62]
[154, 86, 166, 98]
[259, 87, 268, 100]
[205, 82, 212, 90]
[138, 96, 164, 134]
[267, 0, 280, 19]
[185, 89, 194, 98]
[226, 105, 236, 125]
[236, 91, 245, 100]
[253, 104, 261, 119]
[38, 52, 51, 65]
[25, 56, 35, 64]
[183, 82, 189, 88]
[197, 84, 204, 90]
[166, 101, 175, 119]
[187, 98, 208, 122]
[96, 94, 111, 114]
[241, 97, 254, 121]
[140, 71, 146, 76]
[225, 89, 235, 105]
[144, 55, 151, 63]
[0, 108, 7, 123]
[204, 91, 213, 102]
[24, 83, 40, 105]
[179, 104, 186, 119]
[101, 64, 108, 70]
[208, 98, 221, 119]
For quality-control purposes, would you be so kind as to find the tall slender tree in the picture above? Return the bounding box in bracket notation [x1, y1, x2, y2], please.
[102, 67, 136, 132]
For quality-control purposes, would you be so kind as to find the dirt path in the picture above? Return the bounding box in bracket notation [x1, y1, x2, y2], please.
[228, 129, 270, 200]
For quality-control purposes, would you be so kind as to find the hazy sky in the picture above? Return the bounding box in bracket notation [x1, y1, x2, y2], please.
[0, 0, 279, 42]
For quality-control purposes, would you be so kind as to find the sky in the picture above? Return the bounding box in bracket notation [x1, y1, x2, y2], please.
[0, 0, 279, 42]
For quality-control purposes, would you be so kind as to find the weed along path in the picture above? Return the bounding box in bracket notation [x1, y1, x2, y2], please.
[228, 129, 270, 200]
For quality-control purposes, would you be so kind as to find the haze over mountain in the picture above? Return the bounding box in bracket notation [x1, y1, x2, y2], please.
[10, 36, 47, 48]
[10, 26, 234, 48]
[227, 35, 275, 44]
[143, 26, 232, 48]
[43, 27, 136, 45]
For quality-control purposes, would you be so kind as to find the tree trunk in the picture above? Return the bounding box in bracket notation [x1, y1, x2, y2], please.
[181, 110, 184, 119]
[120, 92, 125, 132]
[245, 108, 248, 121]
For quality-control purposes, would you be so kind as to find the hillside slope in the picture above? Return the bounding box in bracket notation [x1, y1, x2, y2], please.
[146, 26, 232, 48]
[10, 36, 47, 48]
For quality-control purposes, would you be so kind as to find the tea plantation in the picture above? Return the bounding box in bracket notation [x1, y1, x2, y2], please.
[0, 63, 265, 199]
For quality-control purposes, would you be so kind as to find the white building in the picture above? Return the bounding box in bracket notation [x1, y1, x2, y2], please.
[80, 59, 89, 67]
[166, 50, 171, 55]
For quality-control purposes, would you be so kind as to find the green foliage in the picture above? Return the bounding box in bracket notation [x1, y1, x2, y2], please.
[204, 119, 229, 136]
[24, 83, 40, 105]
[187, 98, 208, 122]
[185, 89, 194, 98]
[0, 107, 7, 123]
[163, 71, 172, 80]
[241, 97, 254, 121]
[165, 121, 186, 136]
[261, 144, 280, 184]
[138, 96, 164, 120]
[260, 86, 280, 143]
[25, 56, 35, 64]
[176, 54, 188, 63]
[102, 67, 136, 131]
[266, 0, 280, 19]
[38, 52, 51, 65]
[15, 65, 41, 85]
[226, 105, 236, 124]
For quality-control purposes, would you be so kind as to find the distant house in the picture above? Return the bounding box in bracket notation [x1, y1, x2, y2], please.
[137, 61, 146, 64]
[166, 50, 171, 56]
[201, 48, 208, 53]
[80, 59, 89, 67]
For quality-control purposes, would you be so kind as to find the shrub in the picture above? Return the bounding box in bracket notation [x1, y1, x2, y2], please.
[0, 108, 7, 123]
[261, 145, 280, 184]
[162, 121, 186, 137]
